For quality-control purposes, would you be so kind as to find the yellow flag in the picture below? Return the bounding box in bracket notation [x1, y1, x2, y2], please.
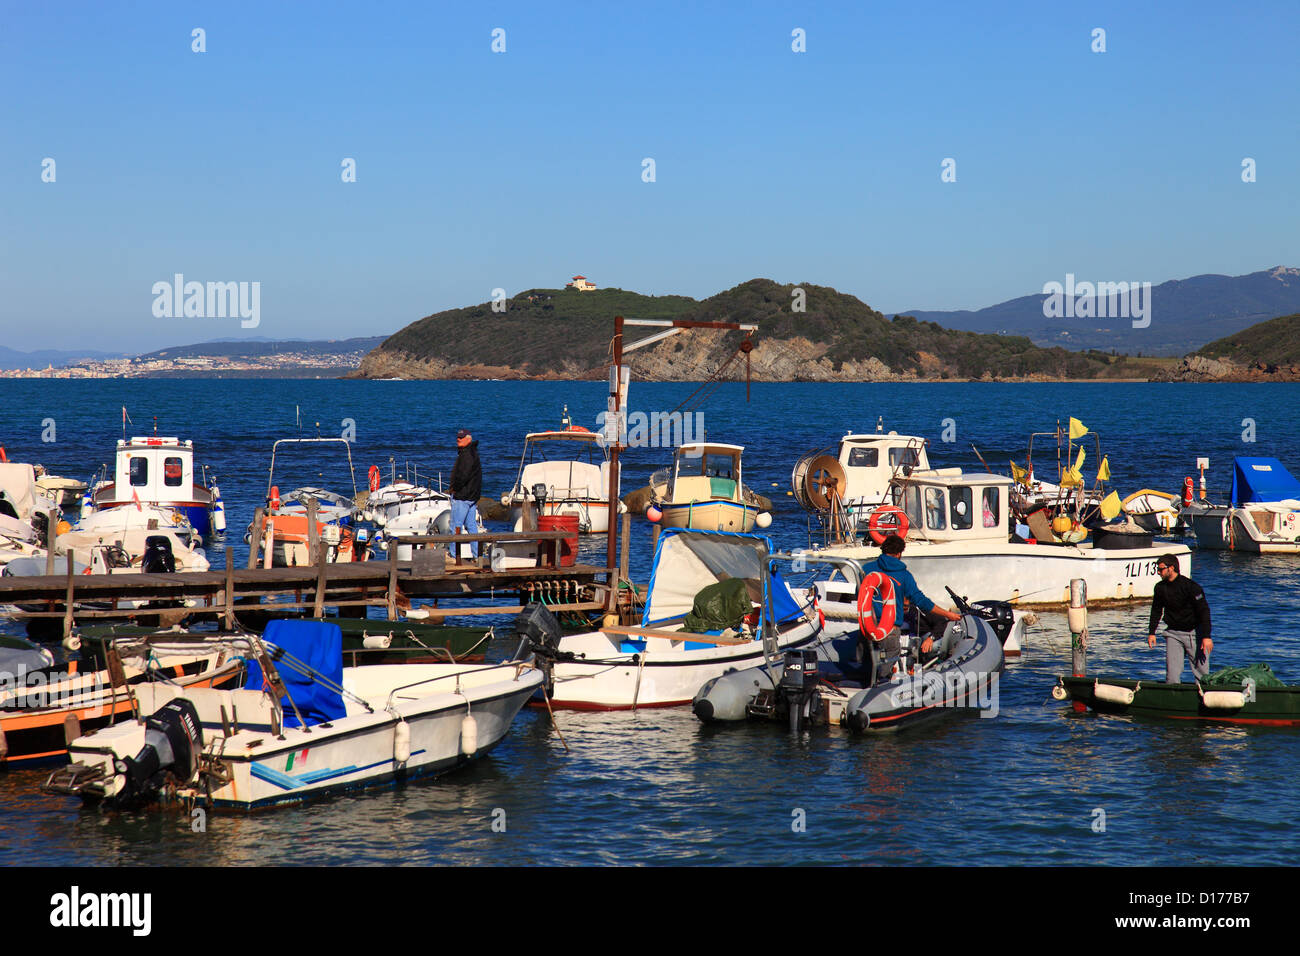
[1068, 417, 1088, 440]
[1074, 446, 1086, 472]
[1099, 490, 1121, 520]
[1097, 456, 1111, 482]
[1061, 447, 1086, 486]
[1010, 460, 1027, 484]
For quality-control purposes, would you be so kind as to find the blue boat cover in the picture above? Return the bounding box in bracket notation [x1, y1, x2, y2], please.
[768, 568, 806, 624]
[1229, 457, 1300, 506]
[244, 620, 347, 728]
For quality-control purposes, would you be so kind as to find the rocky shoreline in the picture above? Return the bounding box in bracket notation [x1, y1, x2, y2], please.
[1150, 355, 1300, 383]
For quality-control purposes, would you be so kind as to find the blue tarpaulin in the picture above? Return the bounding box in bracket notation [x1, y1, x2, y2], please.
[244, 620, 347, 728]
[1229, 457, 1300, 506]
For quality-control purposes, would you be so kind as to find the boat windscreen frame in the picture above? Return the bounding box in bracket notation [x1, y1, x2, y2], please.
[266, 438, 359, 500]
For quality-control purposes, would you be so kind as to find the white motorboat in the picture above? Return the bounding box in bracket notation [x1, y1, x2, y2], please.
[503, 409, 618, 533]
[1122, 488, 1185, 535]
[362, 463, 452, 559]
[45, 620, 543, 810]
[1182, 457, 1300, 553]
[522, 528, 831, 709]
[791, 424, 930, 533]
[86, 434, 226, 538]
[0, 461, 61, 567]
[648, 443, 771, 532]
[57, 504, 210, 572]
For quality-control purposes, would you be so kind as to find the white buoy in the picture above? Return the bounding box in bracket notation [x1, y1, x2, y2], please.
[1201, 690, 1247, 709]
[1093, 681, 1136, 705]
[394, 720, 411, 763]
[212, 484, 227, 534]
[362, 634, 392, 649]
[62, 634, 82, 652]
[755, 511, 772, 529]
[460, 713, 478, 756]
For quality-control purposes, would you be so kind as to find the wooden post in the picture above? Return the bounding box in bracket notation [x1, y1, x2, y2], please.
[262, 517, 274, 570]
[63, 549, 75, 639]
[306, 496, 319, 562]
[247, 507, 265, 569]
[312, 540, 328, 619]
[613, 511, 631, 612]
[224, 546, 235, 631]
[386, 543, 398, 620]
[1068, 578, 1087, 713]
[45, 513, 57, 576]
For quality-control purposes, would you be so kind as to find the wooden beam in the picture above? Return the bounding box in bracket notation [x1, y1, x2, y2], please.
[63, 549, 75, 638]
[387, 545, 398, 619]
[312, 541, 327, 619]
[599, 625, 751, 646]
[247, 507, 264, 569]
[223, 546, 235, 630]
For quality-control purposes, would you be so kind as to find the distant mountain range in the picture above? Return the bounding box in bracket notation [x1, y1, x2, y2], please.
[902, 266, 1300, 355]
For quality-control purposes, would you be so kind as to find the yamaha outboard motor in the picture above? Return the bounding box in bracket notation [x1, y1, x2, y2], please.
[107, 698, 203, 809]
[515, 601, 563, 655]
[780, 648, 821, 732]
[969, 600, 1016, 645]
[531, 482, 549, 515]
[141, 535, 177, 574]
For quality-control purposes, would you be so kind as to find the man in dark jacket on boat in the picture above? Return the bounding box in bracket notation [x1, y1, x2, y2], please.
[450, 429, 482, 559]
[1147, 553, 1212, 682]
[860, 535, 960, 680]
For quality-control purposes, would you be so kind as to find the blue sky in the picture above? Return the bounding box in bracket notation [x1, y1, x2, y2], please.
[2, 0, 1297, 352]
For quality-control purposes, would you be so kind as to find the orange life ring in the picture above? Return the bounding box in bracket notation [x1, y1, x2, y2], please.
[268, 485, 281, 511]
[867, 505, 909, 545]
[1183, 477, 1193, 507]
[857, 571, 898, 641]
[368, 465, 381, 492]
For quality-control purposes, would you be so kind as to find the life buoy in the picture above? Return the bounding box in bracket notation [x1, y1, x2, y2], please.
[268, 485, 281, 511]
[856, 571, 898, 642]
[867, 505, 909, 545]
[1183, 477, 1193, 507]
[368, 465, 381, 492]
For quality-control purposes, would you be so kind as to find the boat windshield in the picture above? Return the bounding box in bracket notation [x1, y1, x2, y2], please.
[678, 452, 737, 479]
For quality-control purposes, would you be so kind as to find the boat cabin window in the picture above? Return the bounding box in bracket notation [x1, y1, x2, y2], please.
[164, 457, 184, 488]
[681, 453, 737, 480]
[847, 447, 879, 468]
[129, 457, 148, 486]
[949, 486, 973, 530]
[924, 487, 946, 530]
[902, 485, 923, 533]
[981, 487, 1000, 528]
[890, 447, 920, 469]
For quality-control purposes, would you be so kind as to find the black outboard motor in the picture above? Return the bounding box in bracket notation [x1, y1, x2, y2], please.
[515, 601, 563, 655]
[531, 482, 549, 515]
[780, 648, 821, 733]
[968, 600, 1016, 645]
[141, 535, 177, 574]
[107, 698, 203, 809]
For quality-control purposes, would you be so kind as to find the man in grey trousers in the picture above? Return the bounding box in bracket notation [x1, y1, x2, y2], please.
[1147, 553, 1213, 682]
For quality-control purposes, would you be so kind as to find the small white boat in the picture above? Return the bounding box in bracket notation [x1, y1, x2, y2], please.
[503, 409, 617, 533]
[87, 434, 226, 538]
[0, 461, 61, 568]
[45, 621, 542, 810]
[1183, 457, 1300, 553]
[362, 463, 452, 558]
[650, 443, 771, 532]
[1122, 488, 1185, 535]
[58, 504, 210, 572]
[524, 529, 829, 709]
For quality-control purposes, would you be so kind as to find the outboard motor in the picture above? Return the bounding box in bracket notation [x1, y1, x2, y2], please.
[515, 601, 563, 655]
[968, 600, 1016, 645]
[780, 648, 821, 733]
[141, 535, 177, 574]
[531, 482, 549, 516]
[107, 698, 203, 809]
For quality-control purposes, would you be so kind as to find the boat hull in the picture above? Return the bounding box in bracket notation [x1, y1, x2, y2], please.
[1185, 507, 1300, 553]
[1058, 674, 1300, 725]
[659, 500, 758, 533]
[509, 499, 610, 534]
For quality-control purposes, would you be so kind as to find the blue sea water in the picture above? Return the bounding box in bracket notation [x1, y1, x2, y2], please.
[1, 378, 1298, 866]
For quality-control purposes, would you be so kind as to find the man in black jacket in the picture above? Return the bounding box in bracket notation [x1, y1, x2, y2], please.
[1147, 553, 1212, 682]
[450, 429, 482, 559]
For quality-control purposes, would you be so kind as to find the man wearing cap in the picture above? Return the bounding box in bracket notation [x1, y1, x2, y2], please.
[450, 429, 482, 559]
[1147, 553, 1212, 682]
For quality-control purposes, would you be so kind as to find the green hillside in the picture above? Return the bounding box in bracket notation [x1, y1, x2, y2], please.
[1196, 312, 1300, 365]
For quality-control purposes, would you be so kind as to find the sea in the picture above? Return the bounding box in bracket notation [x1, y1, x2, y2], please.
[1, 378, 1298, 866]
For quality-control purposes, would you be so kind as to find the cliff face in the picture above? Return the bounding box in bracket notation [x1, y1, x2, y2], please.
[1151, 355, 1300, 382]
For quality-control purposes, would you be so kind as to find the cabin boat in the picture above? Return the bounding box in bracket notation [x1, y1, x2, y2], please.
[503, 412, 617, 534]
[45, 621, 543, 810]
[809, 469, 1192, 609]
[650, 443, 770, 532]
[791, 427, 930, 529]
[524, 529, 830, 709]
[361, 464, 452, 559]
[1182, 457, 1300, 553]
[87, 436, 226, 538]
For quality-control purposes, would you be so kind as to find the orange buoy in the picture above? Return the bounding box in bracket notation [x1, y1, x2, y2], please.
[867, 505, 909, 545]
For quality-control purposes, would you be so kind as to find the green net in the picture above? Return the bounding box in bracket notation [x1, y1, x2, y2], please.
[1200, 663, 1286, 689]
[682, 577, 752, 634]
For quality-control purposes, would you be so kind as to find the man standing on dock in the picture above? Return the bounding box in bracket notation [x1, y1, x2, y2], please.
[1147, 554, 1212, 682]
[450, 429, 482, 560]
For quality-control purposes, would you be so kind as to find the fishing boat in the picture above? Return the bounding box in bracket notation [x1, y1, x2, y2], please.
[86, 434, 226, 538]
[1181, 457, 1300, 553]
[521, 528, 829, 709]
[502, 409, 617, 534]
[361, 462, 452, 558]
[56, 504, 210, 572]
[648, 443, 771, 532]
[244, 438, 370, 567]
[790, 424, 930, 533]
[1052, 668, 1300, 725]
[1, 631, 247, 767]
[695, 589, 1005, 732]
[44, 620, 543, 810]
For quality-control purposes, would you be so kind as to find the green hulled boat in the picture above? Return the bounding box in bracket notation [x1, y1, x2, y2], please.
[1054, 665, 1300, 726]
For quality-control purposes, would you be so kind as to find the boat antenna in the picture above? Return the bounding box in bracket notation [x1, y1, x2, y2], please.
[876, 416, 883, 434]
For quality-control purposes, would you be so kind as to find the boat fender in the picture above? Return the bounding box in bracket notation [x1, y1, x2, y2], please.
[867, 505, 909, 545]
[1093, 680, 1136, 705]
[1200, 690, 1246, 709]
[1051, 682, 1068, 701]
[362, 634, 392, 649]
[62, 634, 82, 652]
[856, 571, 897, 641]
[1066, 604, 1088, 636]
[1183, 477, 1193, 507]
[755, 511, 772, 529]
[460, 714, 478, 756]
[394, 720, 411, 764]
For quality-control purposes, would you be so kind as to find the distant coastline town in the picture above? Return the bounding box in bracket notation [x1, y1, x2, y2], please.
[0, 349, 373, 379]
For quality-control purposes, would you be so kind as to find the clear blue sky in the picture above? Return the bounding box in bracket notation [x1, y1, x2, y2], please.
[2, 0, 1297, 352]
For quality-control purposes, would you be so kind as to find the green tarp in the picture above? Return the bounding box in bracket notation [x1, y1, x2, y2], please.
[683, 577, 751, 634]
[1201, 663, 1286, 689]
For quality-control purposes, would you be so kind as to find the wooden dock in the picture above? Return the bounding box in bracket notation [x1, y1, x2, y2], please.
[0, 529, 619, 635]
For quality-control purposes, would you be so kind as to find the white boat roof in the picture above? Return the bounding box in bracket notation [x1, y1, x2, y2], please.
[842, 432, 925, 443]
[119, 437, 192, 448]
[524, 429, 603, 442]
[676, 442, 744, 454]
[894, 469, 1012, 488]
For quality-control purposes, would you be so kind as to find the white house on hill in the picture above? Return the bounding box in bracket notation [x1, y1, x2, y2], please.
[566, 275, 596, 291]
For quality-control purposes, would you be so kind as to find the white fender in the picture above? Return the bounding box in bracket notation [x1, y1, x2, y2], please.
[1093, 681, 1136, 705]
[393, 720, 411, 764]
[460, 713, 478, 756]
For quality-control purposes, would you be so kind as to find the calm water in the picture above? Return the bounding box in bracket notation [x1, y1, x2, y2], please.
[1, 379, 1298, 865]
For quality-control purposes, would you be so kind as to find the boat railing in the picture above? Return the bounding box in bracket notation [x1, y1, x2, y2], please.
[383, 658, 536, 710]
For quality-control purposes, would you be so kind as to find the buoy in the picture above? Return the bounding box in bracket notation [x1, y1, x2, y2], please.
[602, 613, 619, 627]
[755, 511, 772, 529]
[1051, 684, 1068, 700]
[212, 484, 227, 534]
[1093, 681, 1136, 705]
[646, 504, 662, 523]
[62, 634, 82, 652]
[460, 714, 478, 756]
[362, 634, 392, 649]
[1201, 690, 1246, 709]
[56, 519, 71, 535]
[394, 720, 411, 763]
